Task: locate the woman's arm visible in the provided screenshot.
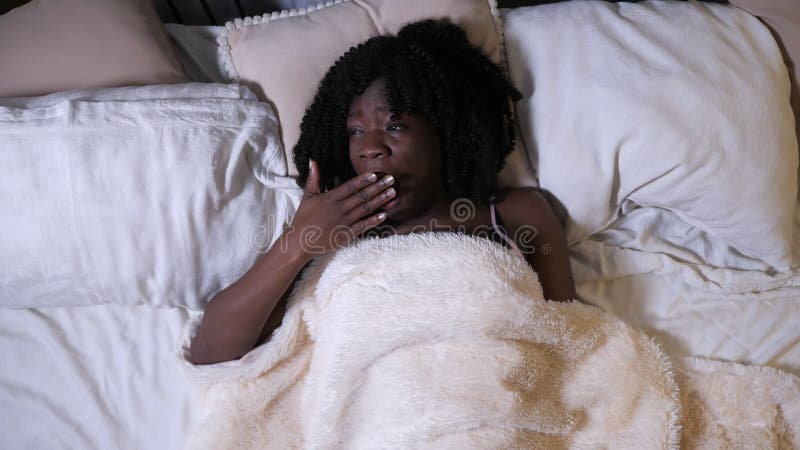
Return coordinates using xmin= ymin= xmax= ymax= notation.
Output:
xmin=498 ymin=188 xmax=577 ymax=302
xmin=188 ymin=239 xmax=311 ymax=365
xmin=188 ymin=161 xmax=396 ymax=365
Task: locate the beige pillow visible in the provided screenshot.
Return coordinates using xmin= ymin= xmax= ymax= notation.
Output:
xmin=0 ymin=0 xmax=187 ymax=98
xmin=729 ymin=0 xmax=800 ymax=146
xmin=218 ymin=0 xmax=505 ymax=176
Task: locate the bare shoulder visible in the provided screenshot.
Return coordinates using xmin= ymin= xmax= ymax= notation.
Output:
xmin=494 ymin=187 xmax=560 ymax=231
xmin=494 ymin=187 xmax=576 ymax=302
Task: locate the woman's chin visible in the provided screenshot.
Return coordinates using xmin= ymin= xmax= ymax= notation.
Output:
xmin=383 ymin=197 xmax=400 ymax=211
xmin=381 ymin=197 xmax=410 ymax=222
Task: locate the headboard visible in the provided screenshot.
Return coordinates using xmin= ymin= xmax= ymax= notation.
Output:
xmin=152 ymin=0 xmax=729 ymax=25
xmin=0 ymin=1 xmax=732 ymax=24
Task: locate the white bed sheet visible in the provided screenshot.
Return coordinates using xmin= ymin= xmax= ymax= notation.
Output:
xmin=0 ymin=305 xmax=201 ymax=450
xmin=572 ymin=198 xmax=800 ymax=376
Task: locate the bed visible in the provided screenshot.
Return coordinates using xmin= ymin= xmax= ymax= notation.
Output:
xmin=0 ymin=0 xmax=798 ymax=448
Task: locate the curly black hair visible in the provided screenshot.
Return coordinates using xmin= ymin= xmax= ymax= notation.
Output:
xmin=293 ymin=19 xmax=522 ymax=206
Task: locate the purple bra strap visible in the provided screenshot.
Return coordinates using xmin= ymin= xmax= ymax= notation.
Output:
xmin=489 ymin=202 xmax=526 ymax=260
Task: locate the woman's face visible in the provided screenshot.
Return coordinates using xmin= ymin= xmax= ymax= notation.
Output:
xmin=346 ymin=79 xmax=448 ymax=221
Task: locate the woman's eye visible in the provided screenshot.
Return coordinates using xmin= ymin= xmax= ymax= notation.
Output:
xmin=348 ymin=128 xmax=363 ymax=136
xmin=387 ymin=123 xmax=406 ymax=132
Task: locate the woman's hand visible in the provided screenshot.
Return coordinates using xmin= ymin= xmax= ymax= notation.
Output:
xmin=286 ymin=159 xmax=396 ymax=257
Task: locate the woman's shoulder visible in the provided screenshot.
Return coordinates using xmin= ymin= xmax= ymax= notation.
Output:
xmin=493 ymin=186 xmax=549 ymax=212
xmin=493 ymin=186 xmax=567 ymax=231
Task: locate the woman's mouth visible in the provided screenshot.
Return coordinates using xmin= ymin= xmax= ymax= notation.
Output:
xmin=373 ymin=171 xmax=402 ymax=211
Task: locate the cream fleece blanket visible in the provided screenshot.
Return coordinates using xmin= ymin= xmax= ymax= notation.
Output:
xmin=181 ymin=233 xmax=800 ymax=449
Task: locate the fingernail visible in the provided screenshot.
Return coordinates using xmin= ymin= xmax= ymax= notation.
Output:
xmin=308 ymin=159 xmax=313 ymax=169
xmin=367 ymin=173 xmax=378 ymax=182
xmin=376 ymin=212 xmax=387 ymax=221
xmin=385 ymin=188 xmax=396 ymax=198
xmin=383 ymin=175 xmax=395 ymax=186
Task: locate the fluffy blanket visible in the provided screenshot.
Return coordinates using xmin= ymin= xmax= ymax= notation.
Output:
xmin=181 ymin=233 xmax=800 ymax=449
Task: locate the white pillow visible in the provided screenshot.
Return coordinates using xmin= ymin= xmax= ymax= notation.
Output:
xmin=0 ymin=84 xmax=301 ymax=309
xmin=504 ymin=1 xmax=798 ymax=271
xmin=0 ymin=82 xmax=253 ymax=107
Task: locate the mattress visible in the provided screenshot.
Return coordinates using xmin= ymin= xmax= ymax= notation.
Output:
xmin=1 ymin=21 xmax=799 ymax=450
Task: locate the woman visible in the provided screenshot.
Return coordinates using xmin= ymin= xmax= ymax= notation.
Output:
xmin=189 ymin=19 xmax=576 ymax=365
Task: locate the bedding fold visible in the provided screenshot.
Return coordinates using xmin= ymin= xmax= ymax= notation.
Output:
xmin=569 ymin=200 xmax=800 ymax=376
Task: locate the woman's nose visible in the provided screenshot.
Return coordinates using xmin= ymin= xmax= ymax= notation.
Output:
xmin=359 ymin=132 xmax=391 ymax=159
